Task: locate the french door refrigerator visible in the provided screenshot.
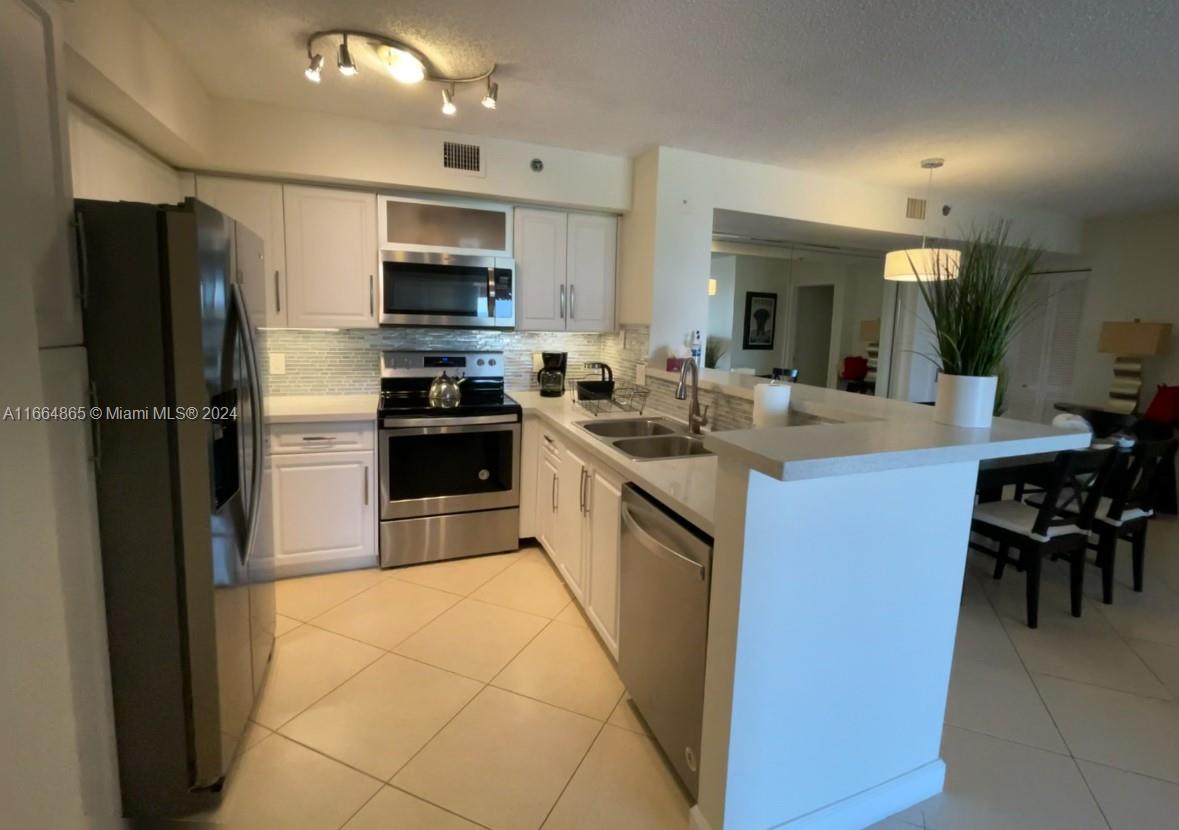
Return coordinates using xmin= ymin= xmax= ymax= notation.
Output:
xmin=75 ymin=197 xmax=275 ymax=817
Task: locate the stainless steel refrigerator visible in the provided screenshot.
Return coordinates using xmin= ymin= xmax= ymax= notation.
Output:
xmin=75 ymin=197 xmax=275 ymax=817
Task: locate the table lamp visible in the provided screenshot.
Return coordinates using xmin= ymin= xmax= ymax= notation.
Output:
xmin=1098 ymin=320 xmax=1172 ymax=413
xmin=860 ymin=318 xmax=881 ymax=383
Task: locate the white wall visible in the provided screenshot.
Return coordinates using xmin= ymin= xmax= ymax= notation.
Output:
xmin=839 ymin=258 xmax=886 ymax=359
xmin=618 ymin=147 xmax=658 ymax=324
xmin=68 ymin=103 xmax=184 ymax=203
xmin=1069 ymin=209 xmax=1179 ymax=405
xmin=728 ymin=255 xmax=792 ymax=374
xmin=62 ymin=0 xmax=213 ymax=163
xmin=706 ymin=254 xmax=736 ymax=368
xmin=633 ymin=146 xmax=1083 ymax=360
xmin=205 ymin=98 xmax=631 ymax=212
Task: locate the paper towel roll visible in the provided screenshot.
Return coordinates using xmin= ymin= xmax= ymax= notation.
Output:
xmin=753 ymin=382 xmax=791 ymax=428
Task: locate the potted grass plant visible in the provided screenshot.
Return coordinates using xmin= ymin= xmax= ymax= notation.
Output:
xmin=912 ymin=221 xmax=1042 ymax=428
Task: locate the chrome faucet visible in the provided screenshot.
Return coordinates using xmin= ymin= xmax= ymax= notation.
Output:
xmin=676 ymin=357 xmax=709 ymax=435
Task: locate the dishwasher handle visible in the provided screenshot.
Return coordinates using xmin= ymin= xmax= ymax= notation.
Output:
xmin=621 ymin=504 xmax=707 ymax=580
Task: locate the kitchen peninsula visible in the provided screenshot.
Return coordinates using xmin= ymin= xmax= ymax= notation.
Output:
xmin=687 ymin=375 xmax=1090 ymax=830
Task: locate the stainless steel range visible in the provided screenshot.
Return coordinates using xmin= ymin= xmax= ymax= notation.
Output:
xmin=377 ymin=351 xmax=522 ymax=568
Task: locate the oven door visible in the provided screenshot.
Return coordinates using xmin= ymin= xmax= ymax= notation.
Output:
xmin=380 ymin=415 xmax=520 ymax=520
xmin=380 ymin=251 xmax=514 ymax=328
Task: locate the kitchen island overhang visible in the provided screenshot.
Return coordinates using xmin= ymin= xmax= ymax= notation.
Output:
xmin=692 ymin=395 xmax=1089 ymax=830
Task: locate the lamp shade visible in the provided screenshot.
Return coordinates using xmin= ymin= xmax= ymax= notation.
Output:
xmin=1098 ymin=321 xmax=1172 ymax=356
xmin=859 ymin=318 xmax=881 ymax=342
xmin=883 ymin=248 xmax=960 ymax=281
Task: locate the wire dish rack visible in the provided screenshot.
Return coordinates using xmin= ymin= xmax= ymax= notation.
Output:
xmin=566 ymin=374 xmax=651 ymax=416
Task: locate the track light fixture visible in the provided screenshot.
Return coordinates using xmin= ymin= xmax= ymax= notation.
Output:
xmin=303 ymin=29 xmax=499 ymax=114
xmin=336 ymin=34 xmax=358 ymax=76
xmin=481 ymin=79 xmax=498 ymax=109
xmin=304 ymin=53 xmax=324 ymax=83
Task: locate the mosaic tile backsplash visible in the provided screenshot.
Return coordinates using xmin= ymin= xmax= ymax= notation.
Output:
xmin=259 ymin=323 xmax=755 ymax=430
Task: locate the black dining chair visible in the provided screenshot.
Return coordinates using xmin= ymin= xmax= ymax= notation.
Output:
xmin=1086 ymin=440 xmax=1175 ymax=603
xmin=970 ymin=448 xmax=1117 ymax=628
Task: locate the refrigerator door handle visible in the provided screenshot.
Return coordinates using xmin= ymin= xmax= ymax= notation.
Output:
xmin=73 ymin=209 xmax=91 ymax=310
xmin=232 ymin=284 xmax=265 ymax=565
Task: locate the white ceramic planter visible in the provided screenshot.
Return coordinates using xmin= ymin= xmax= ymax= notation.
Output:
xmin=934 ymin=374 xmax=997 ymax=428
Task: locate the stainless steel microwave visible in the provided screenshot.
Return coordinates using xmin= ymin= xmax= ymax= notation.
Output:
xmin=379 ymin=251 xmax=515 ymax=328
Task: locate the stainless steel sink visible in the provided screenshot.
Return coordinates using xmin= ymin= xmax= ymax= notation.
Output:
xmin=612 ymin=435 xmax=712 ymax=460
xmin=580 ymin=417 xmax=681 ymax=438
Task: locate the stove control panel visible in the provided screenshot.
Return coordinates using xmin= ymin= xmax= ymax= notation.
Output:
xmin=381 ymin=351 xmax=505 ymax=379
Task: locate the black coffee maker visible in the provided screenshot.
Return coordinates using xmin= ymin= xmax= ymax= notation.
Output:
xmin=537 ymin=352 xmax=567 ymax=397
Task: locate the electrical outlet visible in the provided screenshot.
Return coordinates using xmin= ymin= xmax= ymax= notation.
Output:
xmin=270 ymin=352 xmax=286 ymax=375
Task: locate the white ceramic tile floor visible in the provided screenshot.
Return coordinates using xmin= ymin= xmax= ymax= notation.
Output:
xmin=227 ymin=522 xmax=1179 ymax=829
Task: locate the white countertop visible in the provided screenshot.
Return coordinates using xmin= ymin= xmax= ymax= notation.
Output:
xmin=701 ymin=385 xmax=1091 ymax=481
xmin=513 ymin=391 xmax=719 ymax=534
xmin=265 ymin=394 xmax=379 ymax=424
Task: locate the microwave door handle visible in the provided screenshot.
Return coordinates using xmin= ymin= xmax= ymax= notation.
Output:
xmin=487 ymin=267 xmax=496 ymax=319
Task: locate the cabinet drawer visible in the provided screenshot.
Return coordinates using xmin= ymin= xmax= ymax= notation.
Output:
xmin=540 ymin=428 xmax=562 ymax=463
xmin=269 ymin=422 xmax=375 ymax=454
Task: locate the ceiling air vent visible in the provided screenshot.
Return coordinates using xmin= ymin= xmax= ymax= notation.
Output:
xmin=906 ymin=197 xmax=927 ymax=220
xmin=442 ymin=141 xmax=483 ymax=175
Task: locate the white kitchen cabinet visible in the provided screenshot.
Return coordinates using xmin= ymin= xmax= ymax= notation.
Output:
xmin=270 ymin=446 xmax=376 ymax=577
xmin=515 ymin=207 xmax=617 ymax=332
xmin=555 ymin=445 xmax=589 ymax=601
xmin=585 ymin=467 xmax=623 ymax=656
xmin=283 ymin=185 xmax=378 ymax=329
xmin=196 ymin=176 xmax=287 ymax=326
xmin=538 ymin=449 xmax=560 ymax=557
xmin=565 ymin=213 xmax=617 ymax=332
xmin=516 ymin=207 xmax=568 ymax=330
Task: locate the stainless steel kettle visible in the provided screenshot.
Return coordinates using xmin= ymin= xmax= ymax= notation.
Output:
xmin=428 ymin=370 xmax=465 ymax=408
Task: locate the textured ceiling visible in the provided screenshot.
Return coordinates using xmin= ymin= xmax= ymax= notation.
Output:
xmin=132 ymin=0 xmax=1179 ymax=217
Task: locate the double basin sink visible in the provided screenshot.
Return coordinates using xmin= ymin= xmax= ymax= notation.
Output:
xmin=577 ymin=417 xmax=713 ymax=461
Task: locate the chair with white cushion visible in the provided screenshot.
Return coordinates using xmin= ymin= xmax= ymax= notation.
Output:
xmin=1092 ymin=440 xmax=1176 ymax=602
xmin=971 ymin=448 xmax=1116 ymax=628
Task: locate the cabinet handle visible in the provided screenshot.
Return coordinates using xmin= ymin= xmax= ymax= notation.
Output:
xmin=552 ymin=472 xmax=558 ymax=511
xmin=569 ymin=284 xmax=576 ymax=319
xmin=364 ymin=466 xmax=369 ymax=505
xmin=559 ymin=284 xmax=566 ymax=319
xmin=275 ymin=270 xmax=281 ymax=312
xmin=73 ymin=210 xmax=91 ymax=311
xmin=579 ymin=467 xmax=587 ymax=514
xmin=369 ymin=275 xmax=375 ymax=316
xmin=301 ymin=436 xmax=333 ymax=442
xmin=88 ymin=380 xmax=102 ymax=472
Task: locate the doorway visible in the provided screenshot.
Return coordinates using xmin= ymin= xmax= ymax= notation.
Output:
xmin=791 ymin=285 xmax=835 ymax=386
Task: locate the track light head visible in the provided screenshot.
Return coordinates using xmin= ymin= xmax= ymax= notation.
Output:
xmin=384 ymin=47 xmax=425 ymax=84
xmin=337 ymin=35 xmax=358 ymax=76
xmin=441 ymin=86 xmax=456 ymax=116
xmin=304 ymin=53 xmax=324 ymax=83
xmin=481 ymin=79 xmax=498 ymax=110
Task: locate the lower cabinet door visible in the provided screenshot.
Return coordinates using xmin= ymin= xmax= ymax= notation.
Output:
xmin=555 ymin=447 xmax=588 ymax=601
xmin=271 ymin=449 xmax=376 ymax=576
xmin=538 ymin=453 xmax=559 ymax=556
xmin=586 ymin=468 xmax=622 ymax=658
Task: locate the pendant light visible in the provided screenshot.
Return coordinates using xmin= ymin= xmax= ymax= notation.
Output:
xmin=883 ymin=159 xmax=959 ymax=281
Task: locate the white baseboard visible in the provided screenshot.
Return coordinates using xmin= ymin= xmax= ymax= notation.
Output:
xmin=687 ymin=760 xmax=943 ymax=830
xmin=774 ymin=759 xmax=944 ymax=830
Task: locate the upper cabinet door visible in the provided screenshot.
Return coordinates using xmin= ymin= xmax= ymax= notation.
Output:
xmin=283 ymin=185 xmax=377 ymax=329
xmin=5 ymin=0 xmax=80 ymax=347
xmin=565 ymin=213 xmax=617 ymax=333
xmin=196 ymin=177 xmax=286 ymax=326
xmin=515 ymin=207 xmax=568 ymax=331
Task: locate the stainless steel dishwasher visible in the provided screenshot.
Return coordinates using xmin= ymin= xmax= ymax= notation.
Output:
xmin=619 ymin=484 xmax=714 ymax=800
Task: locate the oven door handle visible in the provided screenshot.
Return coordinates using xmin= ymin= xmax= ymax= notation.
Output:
xmin=382 ymin=414 xmax=519 ymax=428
